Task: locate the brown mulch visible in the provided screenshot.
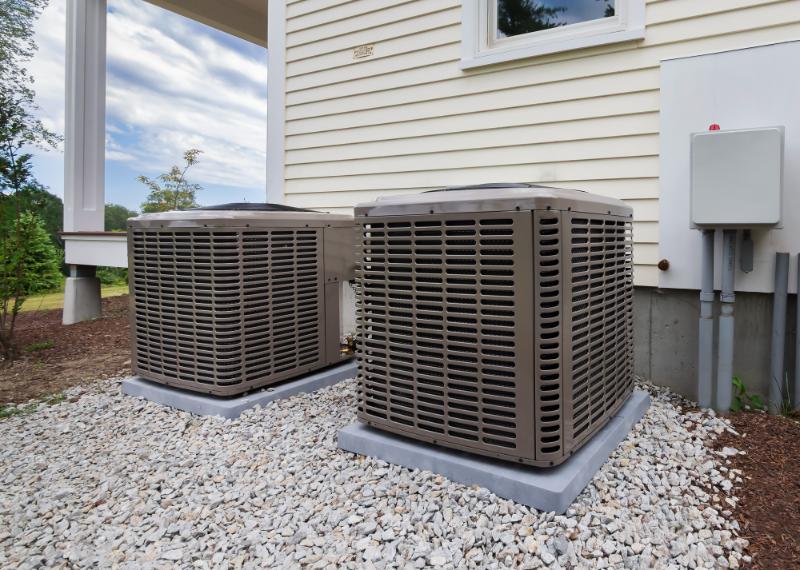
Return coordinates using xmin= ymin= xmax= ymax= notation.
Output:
xmin=715 ymin=411 xmax=800 ymax=569
xmin=0 ymin=295 xmax=132 ymax=404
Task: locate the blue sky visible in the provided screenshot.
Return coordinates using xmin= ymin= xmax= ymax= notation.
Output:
xmin=28 ymin=0 xmax=268 ymax=213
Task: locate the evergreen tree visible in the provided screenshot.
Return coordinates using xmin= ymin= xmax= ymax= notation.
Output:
xmin=0 ymin=211 xmax=61 ymax=359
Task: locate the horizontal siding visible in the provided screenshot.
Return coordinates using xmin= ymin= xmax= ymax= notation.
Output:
xmin=282 ymin=0 xmax=800 ymax=286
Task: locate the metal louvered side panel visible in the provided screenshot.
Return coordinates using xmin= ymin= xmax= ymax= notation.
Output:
xmin=567 ymin=214 xmax=634 ymax=446
xmin=356 ymin=212 xmax=536 ymax=464
xmin=130 ymin=227 xmax=324 ymax=395
xmin=266 ymin=230 xmax=324 ymax=375
xmin=533 ymin=211 xmax=566 ymax=465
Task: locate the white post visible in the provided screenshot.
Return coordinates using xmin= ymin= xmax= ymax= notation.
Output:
xmin=64 ymin=0 xmax=106 ymax=232
xmin=266 ymin=0 xmax=285 ymax=204
xmin=63 ymin=0 xmax=106 ymax=324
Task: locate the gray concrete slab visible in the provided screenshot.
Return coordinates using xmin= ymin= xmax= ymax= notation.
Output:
xmin=122 ymin=361 xmax=356 ymax=419
xmin=338 ymin=389 xmax=650 ymax=514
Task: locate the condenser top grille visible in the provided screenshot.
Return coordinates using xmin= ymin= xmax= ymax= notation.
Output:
xmin=357 ymin=184 xmax=631 ymax=219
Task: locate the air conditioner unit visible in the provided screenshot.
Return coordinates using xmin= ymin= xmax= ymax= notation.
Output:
xmin=128 ymin=203 xmax=355 ymax=396
xmin=354 ymin=184 xmax=634 ymax=467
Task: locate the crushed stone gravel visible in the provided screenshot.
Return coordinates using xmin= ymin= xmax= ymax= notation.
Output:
xmin=0 ymin=378 xmax=749 ymax=569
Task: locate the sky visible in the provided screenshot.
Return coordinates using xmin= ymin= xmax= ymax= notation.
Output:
xmin=27 ymin=0 xmax=268 ymax=214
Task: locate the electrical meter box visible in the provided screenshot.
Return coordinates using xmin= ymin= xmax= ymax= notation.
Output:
xmin=690 ymin=126 xmax=783 ymax=227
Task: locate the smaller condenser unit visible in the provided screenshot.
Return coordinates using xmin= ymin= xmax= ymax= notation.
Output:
xmin=355 ymin=184 xmax=634 ymax=467
xmin=128 ymin=203 xmax=355 ymax=396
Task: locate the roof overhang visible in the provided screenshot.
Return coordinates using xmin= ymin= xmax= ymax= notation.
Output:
xmin=143 ymin=0 xmax=267 ymax=47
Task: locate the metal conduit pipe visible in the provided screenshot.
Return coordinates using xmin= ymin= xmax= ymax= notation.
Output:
xmin=795 ymin=254 xmax=800 ymax=411
xmin=697 ymin=229 xmax=715 ymax=408
xmin=715 ymin=230 xmax=737 ymax=412
xmin=769 ymin=252 xmax=789 ymax=414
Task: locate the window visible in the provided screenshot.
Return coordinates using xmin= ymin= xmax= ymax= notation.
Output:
xmin=461 ymin=0 xmax=645 ymax=68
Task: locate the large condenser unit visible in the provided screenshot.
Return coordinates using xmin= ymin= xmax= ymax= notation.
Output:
xmin=128 ymin=203 xmax=355 ymax=396
xmin=354 ymin=184 xmax=634 ymax=467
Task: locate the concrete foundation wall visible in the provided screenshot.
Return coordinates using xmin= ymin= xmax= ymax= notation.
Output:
xmin=634 ymin=287 xmax=798 ymax=402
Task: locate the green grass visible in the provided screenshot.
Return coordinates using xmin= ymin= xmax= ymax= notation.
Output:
xmin=25 ymin=340 xmax=54 ymax=352
xmin=0 ymin=393 xmax=66 ymax=420
xmin=20 ymin=283 xmax=129 ymax=313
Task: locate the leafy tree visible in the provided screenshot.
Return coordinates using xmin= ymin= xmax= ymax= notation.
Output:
xmin=96 ymin=266 xmax=128 ymax=286
xmin=138 ymin=149 xmax=203 ymax=213
xmin=0 ymin=211 xmax=61 ymax=359
xmin=105 ymin=203 xmax=138 ymax=231
xmin=100 ymin=204 xmax=137 ymax=285
xmin=497 ymin=0 xmax=566 ymax=37
xmin=0 ymin=0 xmax=61 ymax=360
xmin=0 ymin=184 xmax=63 ymax=247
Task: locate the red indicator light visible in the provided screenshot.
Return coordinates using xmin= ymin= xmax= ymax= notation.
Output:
xmin=709 ymin=123 xmax=721 ymax=131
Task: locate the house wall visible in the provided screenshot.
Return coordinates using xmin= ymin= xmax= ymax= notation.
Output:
xmin=634 ymin=288 xmax=798 ymax=402
xmin=279 ymin=0 xmax=800 ymax=288
xmin=275 ymin=0 xmax=800 ymax=400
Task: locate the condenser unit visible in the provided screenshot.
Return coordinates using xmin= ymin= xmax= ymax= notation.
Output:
xmin=128 ymin=203 xmax=355 ymax=396
xmin=354 ymin=184 xmax=634 ymax=467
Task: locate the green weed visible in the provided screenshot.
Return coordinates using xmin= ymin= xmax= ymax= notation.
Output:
xmin=731 ymin=375 xmax=765 ymax=412
xmin=24 ymin=340 xmax=53 ymax=352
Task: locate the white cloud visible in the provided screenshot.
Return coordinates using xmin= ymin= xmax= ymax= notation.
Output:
xmin=27 ymin=0 xmax=268 ymax=194
xmin=28 ymin=1 xmax=67 ymax=147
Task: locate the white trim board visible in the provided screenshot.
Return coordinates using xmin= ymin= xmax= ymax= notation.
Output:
xmin=64 ymin=234 xmax=128 ymax=268
xmin=266 ymin=0 xmax=286 ymax=204
xmin=64 ymin=0 xmax=106 ymax=232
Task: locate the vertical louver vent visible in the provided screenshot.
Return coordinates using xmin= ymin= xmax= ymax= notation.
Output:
xmin=130 ymin=227 xmax=324 ymax=395
xmin=355 ymin=186 xmax=633 ymax=467
xmin=567 ymin=214 xmax=634 ymax=446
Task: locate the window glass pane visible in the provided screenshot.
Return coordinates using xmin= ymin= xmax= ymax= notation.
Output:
xmin=496 ymin=0 xmax=615 ymax=38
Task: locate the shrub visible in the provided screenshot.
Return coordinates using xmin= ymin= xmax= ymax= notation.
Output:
xmin=0 ymin=211 xmax=62 ymax=359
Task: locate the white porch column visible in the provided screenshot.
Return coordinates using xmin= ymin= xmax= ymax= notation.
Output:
xmin=266 ymin=0 xmax=285 ymax=204
xmin=63 ymin=0 xmax=106 ymax=324
xmin=64 ymin=0 xmax=106 ymax=232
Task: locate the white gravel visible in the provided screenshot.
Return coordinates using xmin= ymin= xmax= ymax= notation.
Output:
xmin=0 ymin=378 xmax=749 ymax=569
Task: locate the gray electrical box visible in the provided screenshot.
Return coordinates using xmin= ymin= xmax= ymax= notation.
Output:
xmin=690 ymin=126 xmax=783 ymax=227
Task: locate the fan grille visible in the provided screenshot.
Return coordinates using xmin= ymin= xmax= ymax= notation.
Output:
xmin=130 ymin=227 xmax=324 ymax=395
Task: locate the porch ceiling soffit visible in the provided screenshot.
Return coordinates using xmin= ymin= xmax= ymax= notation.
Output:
xmin=143 ymin=0 xmax=267 ymax=47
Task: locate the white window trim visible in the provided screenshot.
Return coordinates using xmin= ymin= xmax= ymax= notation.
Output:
xmin=461 ymin=0 xmax=645 ymax=69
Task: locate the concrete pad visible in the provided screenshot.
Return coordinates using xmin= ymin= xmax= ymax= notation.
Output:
xmin=338 ymin=389 xmax=650 ymax=514
xmin=122 ymin=361 xmax=356 ymax=419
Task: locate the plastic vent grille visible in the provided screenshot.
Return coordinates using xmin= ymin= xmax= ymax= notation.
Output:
xmin=356 ymin=212 xmax=536 ymax=462
xmin=130 ymin=227 xmax=323 ymax=394
xmin=567 ymin=214 xmax=634 ymax=446
xmin=533 ymin=211 xmax=565 ymax=463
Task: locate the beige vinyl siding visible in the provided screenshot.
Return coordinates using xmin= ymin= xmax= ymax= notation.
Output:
xmin=281 ymin=0 xmax=800 ymax=286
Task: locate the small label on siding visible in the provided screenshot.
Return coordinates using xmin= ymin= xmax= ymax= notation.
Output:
xmin=353 ymin=45 xmax=374 ymax=59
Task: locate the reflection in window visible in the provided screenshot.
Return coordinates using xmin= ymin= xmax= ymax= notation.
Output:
xmin=497 ymin=0 xmax=615 ymax=38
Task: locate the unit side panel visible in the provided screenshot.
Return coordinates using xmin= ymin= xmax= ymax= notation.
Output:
xmin=129 ymin=226 xmax=325 ymax=395
xmin=356 ymin=211 xmax=537 ymax=464
xmin=566 ymin=212 xmax=634 ymax=450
